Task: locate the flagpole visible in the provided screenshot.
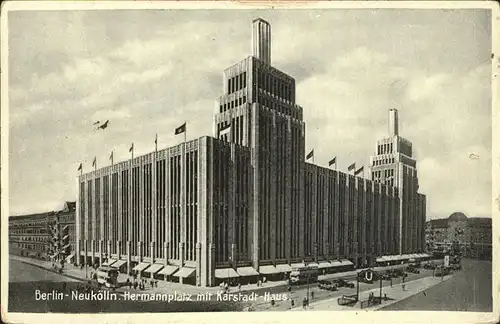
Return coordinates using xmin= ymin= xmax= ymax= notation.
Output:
xmin=184 ymin=121 xmax=187 ymax=144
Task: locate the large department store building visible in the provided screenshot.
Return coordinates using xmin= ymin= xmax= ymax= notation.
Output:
xmin=76 ymin=18 xmax=426 ymax=287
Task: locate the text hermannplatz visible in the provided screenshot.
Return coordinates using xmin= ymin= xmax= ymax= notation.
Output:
xmin=76 ymin=18 xmax=426 ymax=287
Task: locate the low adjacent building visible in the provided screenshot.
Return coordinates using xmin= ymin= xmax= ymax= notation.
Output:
xmin=9 ymin=201 xmax=76 ymax=262
xmin=425 ymin=212 xmax=492 ymax=260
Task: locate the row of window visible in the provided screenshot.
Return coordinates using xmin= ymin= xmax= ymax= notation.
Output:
xmin=373 ymin=157 xmax=395 ymax=166
xmin=10 ymin=228 xmax=47 ymax=235
xmin=227 ymin=72 xmax=247 ymax=95
xmin=372 ymin=170 xmax=395 ymax=187
xmin=16 ymin=243 xmax=46 ymax=250
xmin=377 ymin=142 xmax=393 ymax=155
xmin=219 ymin=96 xmax=247 ymax=113
xmin=258 ymin=95 xmax=301 ymax=120
xmin=256 ymin=68 xmax=293 ymax=103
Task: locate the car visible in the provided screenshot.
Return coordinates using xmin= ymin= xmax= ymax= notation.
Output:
xmin=318 ymin=280 xmax=338 ymax=291
xmin=407 ymin=266 xmax=420 ymax=274
xmin=391 ymin=269 xmax=405 ymax=277
xmin=423 ymin=262 xmax=437 ymax=270
xmin=434 ymin=266 xmax=451 ymax=277
xmin=333 ymin=279 xmax=355 ymax=288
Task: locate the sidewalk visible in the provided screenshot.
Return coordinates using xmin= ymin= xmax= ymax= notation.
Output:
xmin=289 ymin=274 xmax=453 ymax=311
xmin=10 ymin=254 xmax=444 ymax=298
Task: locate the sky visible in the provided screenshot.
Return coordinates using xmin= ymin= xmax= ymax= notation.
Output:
xmin=7 ymin=8 xmax=492 ymax=219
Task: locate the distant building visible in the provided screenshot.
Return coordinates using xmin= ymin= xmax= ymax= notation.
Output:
xmin=47 ymin=202 xmax=77 ymax=264
xmin=9 ymin=212 xmax=50 ymax=259
xmin=9 ymin=202 xmax=76 ymax=262
xmin=425 ymin=212 xmax=491 ymax=260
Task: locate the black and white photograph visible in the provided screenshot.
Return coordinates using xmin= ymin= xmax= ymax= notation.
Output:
xmin=1 ymin=1 xmax=498 ymax=323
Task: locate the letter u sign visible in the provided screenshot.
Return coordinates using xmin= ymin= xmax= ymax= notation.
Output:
xmin=365 ymin=271 xmax=373 ymax=282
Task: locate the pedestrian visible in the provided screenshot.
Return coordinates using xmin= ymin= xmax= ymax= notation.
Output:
xmin=238 ymin=283 xmax=241 ymax=291
xmin=155 ymin=280 xmax=158 ymax=288
xmin=303 ymin=297 xmax=307 ymax=309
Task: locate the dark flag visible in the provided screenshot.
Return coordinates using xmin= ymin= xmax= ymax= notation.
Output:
xmin=306 ymin=149 xmax=314 ymax=160
xmin=77 ymin=163 xmax=82 ymax=171
xmin=348 ymin=163 xmax=356 ymax=172
xmin=155 ymin=133 xmax=158 ymax=145
xmin=109 ymin=151 xmax=114 ymax=164
xmin=328 ymin=157 xmax=336 ymax=167
xmin=129 ymin=143 xmax=134 ymax=153
xmin=355 ymin=166 xmax=364 ymax=176
xmin=92 ymin=157 xmax=96 ymax=168
xmin=98 ymin=120 xmax=109 ymax=130
xmin=219 ymin=124 xmax=231 ymax=137
xmin=175 ymin=122 xmax=186 ymax=135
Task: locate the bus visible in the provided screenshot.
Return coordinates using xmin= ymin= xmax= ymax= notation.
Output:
xmin=96 ymin=265 xmax=119 ymax=288
xmin=290 ymin=265 xmax=319 ymax=285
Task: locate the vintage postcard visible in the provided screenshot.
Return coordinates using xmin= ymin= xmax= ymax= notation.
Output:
xmin=1 ymin=1 xmax=498 ymax=324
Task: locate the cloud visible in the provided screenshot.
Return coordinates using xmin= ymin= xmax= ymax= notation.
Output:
xmin=7 ymin=9 xmax=492 ymax=219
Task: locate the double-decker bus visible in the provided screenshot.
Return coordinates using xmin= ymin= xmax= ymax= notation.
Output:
xmin=96 ymin=265 xmax=119 ymax=288
xmin=290 ymin=265 xmax=319 ymax=285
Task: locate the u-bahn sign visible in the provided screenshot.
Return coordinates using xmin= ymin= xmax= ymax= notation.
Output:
xmin=357 ymin=269 xmax=380 ymax=283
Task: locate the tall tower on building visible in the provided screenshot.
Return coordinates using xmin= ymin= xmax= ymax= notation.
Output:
xmin=213 ymin=18 xmax=306 ymax=268
xmin=370 ymin=109 xmax=425 ymax=254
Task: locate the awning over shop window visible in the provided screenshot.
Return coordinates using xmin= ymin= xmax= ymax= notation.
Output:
xmin=110 ymin=260 xmax=126 ymax=268
xmin=329 ymin=260 xmax=343 ymax=267
xmin=174 ymin=267 xmax=196 ymax=278
xmin=103 ymin=259 xmax=117 ymax=266
xmin=340 ymin=259 xmax=354 ymax=266
xmin=215 ymin=268 xmax=239 ymax=279
xmin=258 ymin=265 xmax=279 ymax=275
xmin=291 ymin=263 xmax=306 ymax=269
xmin=144 ymin=263 xmax=164 ymax=274
xmin=158 ymin=265 xmax=178 ymax=276
xmin=133 ymin=262 xmax=151 ymax=272
xmin=65 ymin=253 xmax=75 ymax=262
xmin=307 ymin=262 xmax=319 ymax=267
xmin=237 ymin=266 xmax=260 ymax=277
xmin=276 ymin=264 xmax=293 ymax=272
xmin=318 ymin=261 xmax=333 ymax=269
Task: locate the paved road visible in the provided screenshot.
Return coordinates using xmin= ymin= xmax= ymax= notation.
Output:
xmin=8 ymin=259 xmax=244 ymax=313
xmin=380 ymin=259 xmax=492 ymax=312
xmin=8 ymin=257 xmax=447 ymax=313
xmin=9 ymin=258 xmax=78 ymax=283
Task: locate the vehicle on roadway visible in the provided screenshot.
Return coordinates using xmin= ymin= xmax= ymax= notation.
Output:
xmin=434 ymin=266 xmax=451 ymax=277
xmin=407 ymin=265 xmax=420 ymax=274
xmin=290 ymin=265 xmax=319 ymax=285
xmin=333 ymin=278 xmax=355 ymax=288
xmin=96 ymin=265 xmax=119 ymax=288
xmin=423 ymin=262 xmax=437 ymax=270
xmin=318 ymin=279 xmax=338 ymax=291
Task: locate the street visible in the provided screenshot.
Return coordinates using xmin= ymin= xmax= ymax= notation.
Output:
xmin=8 ymin=258 xmax=244 ymax=313
xmin=9 ymin=256 xmax=489 ymax=313
xmin=380 ymin=259 xmax=492 ymax=312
